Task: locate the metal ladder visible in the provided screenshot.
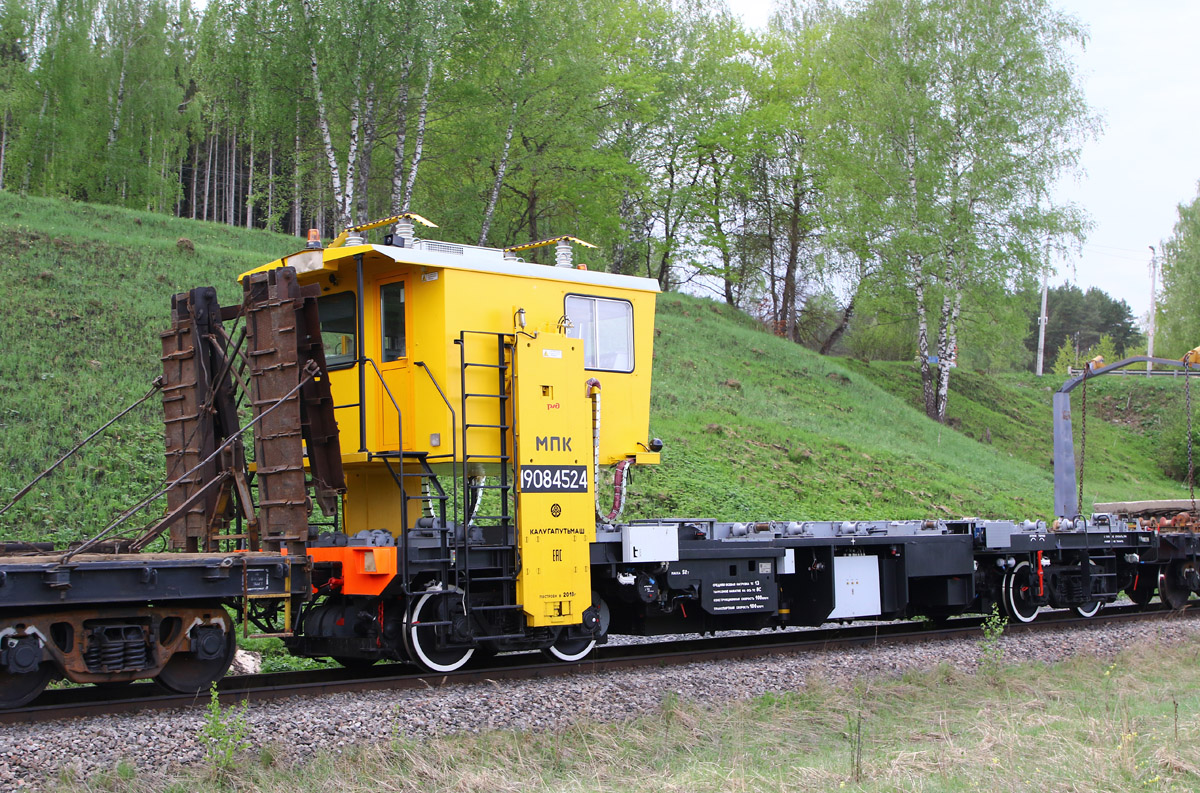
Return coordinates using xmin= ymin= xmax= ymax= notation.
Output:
xmin=456 ymin=331 xmax=525 ymax=640
xmin=361 ymin=357 xmax=455 ymax=596
xmin=1080 ymin=531 xmax=1120 ymax=601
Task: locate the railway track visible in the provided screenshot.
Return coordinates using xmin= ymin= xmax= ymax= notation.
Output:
xmin=4 ymin=604 xmax=1194 ymax=725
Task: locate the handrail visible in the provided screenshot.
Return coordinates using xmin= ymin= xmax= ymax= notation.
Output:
xmin=361 ymin=357 xmax=405 ymax=452
xmin=415 ymin=361 xmax=459 ymax=529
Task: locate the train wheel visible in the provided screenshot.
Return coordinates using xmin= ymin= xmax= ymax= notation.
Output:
xmin=541 ymin=633 xmax=596 ymax=662
xmin=1002 ymin=561 xmax=1040 ymax=623
xmin=405 ymin=591 xmax=474 ymax=673
xmin=156 ymin=622 xmax=237 ymax=694
xmin=541 ymin=596 xmax=608 ymax=662
xmin=1073 ymin=600 xmax=1102 ymax=618
xmin=1126 ymin=572 xmax=1157 ymax=608
xmin=1160 ymin=562 xmax=1193 ymax=611
xmin=0 ymin=664 xmax=53 ymax=709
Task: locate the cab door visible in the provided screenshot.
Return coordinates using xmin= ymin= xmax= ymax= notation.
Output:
xmin=377 ymin=274 xmax=413 ymax=452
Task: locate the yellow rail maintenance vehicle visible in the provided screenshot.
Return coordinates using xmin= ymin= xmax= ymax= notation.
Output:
xmin=244 ymin=215 xmax=663 ymax=669
xmin=8 ymin=212 xmax=1193 ymax=710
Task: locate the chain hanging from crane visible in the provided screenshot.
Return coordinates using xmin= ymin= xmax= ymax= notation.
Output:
xmin=1077 ymin=374 xmax=1087 ymax=520
xmin=1186 ymin=352 xmax=1196 ymax=512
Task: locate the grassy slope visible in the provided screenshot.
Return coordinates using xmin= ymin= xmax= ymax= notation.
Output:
xmin=0 ymin=193 xmax=1187 ymax=546
xmin=0 ymin=193 xmax=296 ymax=543
xmin=841 ymin=360 xmax=1189 ymax=510
xmin=626 ymin=295 xmax=1186 ymax=522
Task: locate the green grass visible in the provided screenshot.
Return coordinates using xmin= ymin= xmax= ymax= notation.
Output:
xmin=0 ymin=193 xmax=1190 ymax=545
xmin=0 ymin=192 xmax=299 ymax=543
xmin=625 ymin=294 xmax=1186 ymax=522
xmin=57 ymin=638 xmax=1200 ymax=792
xmin=842 ymin=360 xmax=1193 ymax=510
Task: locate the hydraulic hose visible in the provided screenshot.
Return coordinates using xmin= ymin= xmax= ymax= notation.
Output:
xmin=585 ymin=378 xmax=633 ymax=525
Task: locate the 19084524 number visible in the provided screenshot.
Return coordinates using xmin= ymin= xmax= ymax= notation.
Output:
xmin=520 ymin=465 xmax=588 ymax=493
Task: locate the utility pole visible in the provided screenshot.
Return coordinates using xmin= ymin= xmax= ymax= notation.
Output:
xmin=1148 ymin=245 xmax=1157 ymax=374
xmin=1035 ymin=254 xmax=1050 ymax=376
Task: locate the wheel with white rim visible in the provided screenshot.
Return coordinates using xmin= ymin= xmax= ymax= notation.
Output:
xmin=541 ymin=595 xmax=609 ymax=662
xmin=1002 ymin=561 xmax=1040 ymax=623
xmin=404 ymin=591 xmax=474 ymax=673
xmin=542 ymin=634 xmax=596 ymax=662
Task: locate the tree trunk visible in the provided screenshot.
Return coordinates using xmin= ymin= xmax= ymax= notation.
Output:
xmin=401 ymin=58 xmax=434 ymax=213
xmin=202 ymin=123 xmax=215 ymax=221
xmin=780 ymin=178 xmax=802 ymax=340
xmin=390 ymin=59 xmax=411 ymax=215
xmin=245 ymin=129 xmax=255 ymax=228
xmin=935 ymin=281 xmax=962 ymax=423
xmin=302 ymin=0 xmax=349 ymax=228
xmin=189 ymin=141 xmax=198 ymax=218
xmin=293 ymin=109 xmax=302 ymax=237
xmin=356 ymin=83 xmax=376 ymax=223
xmin=478 ymin=101 xmax=518 ymax=246
xmin=344 ymin=90 xmax=361 ymax=226
xmin=267 ymin=143 xmax=275 ymax=229
xmin=527 ymin=186 xmax=539 ymax=247
xmin=914 ymin=270 xmax=936 ymax=419
xmin=819 ymin=293 xmax=857 ymax=356
xmin=22 ymin=92 xmax=47 ymax=193
xmin=106 ymin=44 xmax=129 ymax=153
xmin=1 ymin=110 xmax=9 ymax=191
xmin=228 ymin=128 xmax=237 ymax=226
xmin=762 ymin=165 xmax=778 ymax=331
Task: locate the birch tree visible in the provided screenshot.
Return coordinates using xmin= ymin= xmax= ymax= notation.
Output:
xmin=832 ymin=0 xmax=1093 ymax=421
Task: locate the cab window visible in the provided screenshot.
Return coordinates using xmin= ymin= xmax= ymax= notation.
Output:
xmin=381 ymin=281 xmax=406 ymax=362
xmin=318 ymin=291 xmax=356 ymax=368
xmin=565 ymin=295 xmax=634 ymax=372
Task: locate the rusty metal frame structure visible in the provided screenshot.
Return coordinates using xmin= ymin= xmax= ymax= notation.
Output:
xmin=156 ymin=267 xmax=345 ymax=554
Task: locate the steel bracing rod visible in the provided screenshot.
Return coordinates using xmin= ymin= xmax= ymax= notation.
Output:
xmin=0 ymin=379 xmax=164 ymax=518
xmin=60 ymin=368 xmax=317 ymax=563
xmin=128 ymin=472 xmax=232 ymax=552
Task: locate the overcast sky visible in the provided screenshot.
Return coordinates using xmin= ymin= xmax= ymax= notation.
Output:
xmin=735 ymin=0 xmax=1200 ymax=322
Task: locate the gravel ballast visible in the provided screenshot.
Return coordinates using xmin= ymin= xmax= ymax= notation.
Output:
xmin=3 ymin=617 xmax=1197 ymax=789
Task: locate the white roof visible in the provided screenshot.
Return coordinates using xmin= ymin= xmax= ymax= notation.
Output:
xmin=363 ymin=241 xmax=661 ymax=294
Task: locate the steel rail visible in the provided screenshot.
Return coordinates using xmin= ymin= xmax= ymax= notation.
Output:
xmin=3 ymin=604 xmax=1195 ymax=725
